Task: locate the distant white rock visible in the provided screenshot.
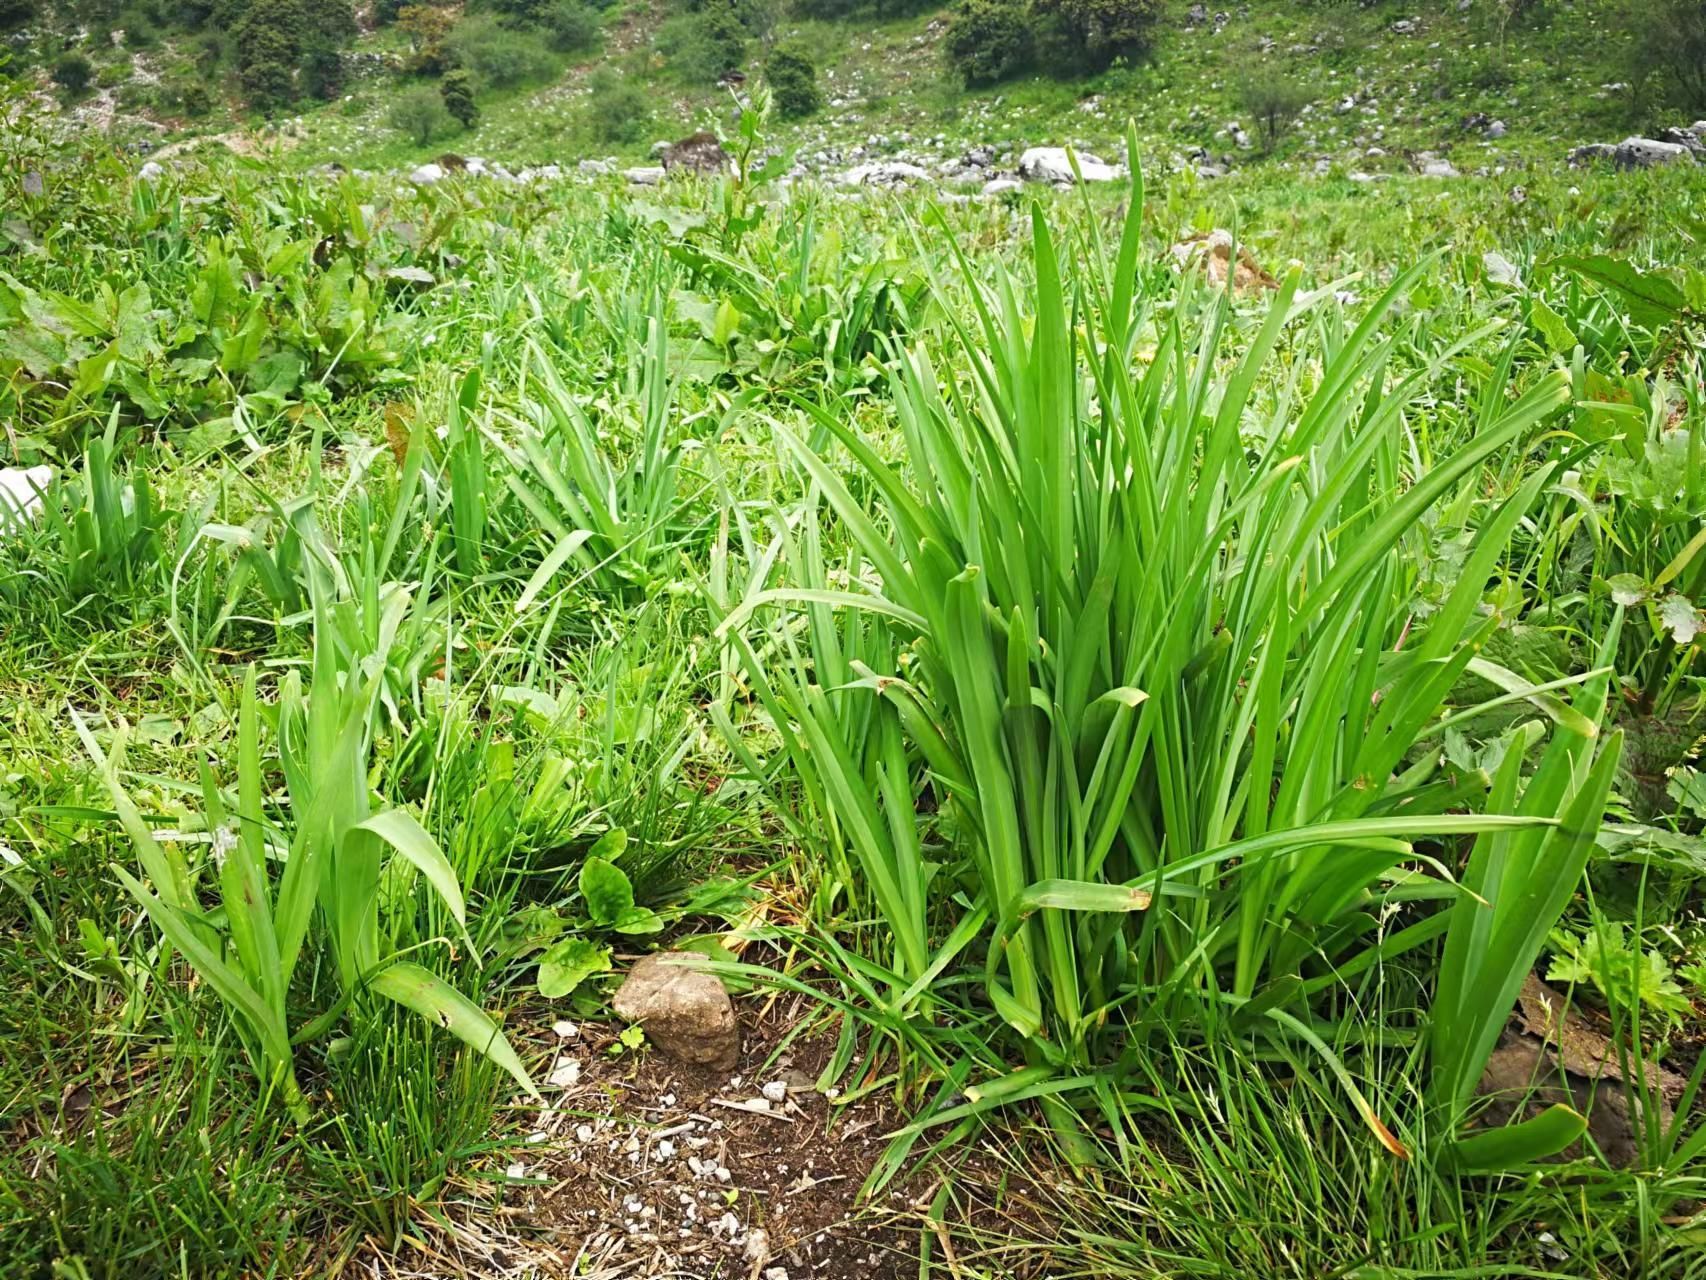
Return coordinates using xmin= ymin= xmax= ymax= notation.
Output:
xmin=138 ymin=160 xmax=163 ymax=181
xmin=409 ymin=163 xmax=444 ymax=185
xmin=1420 ymin=158 xmax=1459 ymax=177
xmin=981 ymin=177 xmax=1022 ymax=196
xmin=0 ymin=466 xmax=53 ymax=540
xmin=839 ymin=161 xmax=931 ymax=186
xmin=623 ymin=166 xmax=665 ymax=186
xmin=1018 ymin=146 xmax=1120 ymax=184
xmin=463 ymin=156 xmax=487 ymax=175
xmin=578 ymin=158 xmax=614 ymax=176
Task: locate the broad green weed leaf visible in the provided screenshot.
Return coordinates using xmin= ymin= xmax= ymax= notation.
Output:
xmin=537 ymin=937 xmax=612 ymax=998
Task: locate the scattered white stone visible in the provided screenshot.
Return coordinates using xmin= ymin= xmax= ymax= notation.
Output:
xmin=0 ymin=467 xmax=53 ymax=539
xmin=506 ymin=1161 xmax=528 ymax=1180
xmin=744 ymin=1227 xmax=771 ymax=1263
xmin=138 ymin=160 xmax=164 ymax=181
xmin=1482 ymin=249 xmax=1522 ymax=287
xmin=408 ymin=163 xmax=444 ymax=185
xmin=548 ymin=1058 xmax=582 ymax=1089
xmin=655 ymin=1139 xmax=676 ymax=1159
xmin=575 ymin=1123 xmax=596 ymax=1143
xmin=761 ymin=1080 xmax=788 ymax=1103
xmin=552 ymin=1019 xmax=579 ymax=1040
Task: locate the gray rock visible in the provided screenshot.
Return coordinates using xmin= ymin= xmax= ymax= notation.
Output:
xmin=1420 ymin=157 xmax=1459 ymax=178
xmin=1018 ymin=146 xmax=1120 ymax=184
xmin=1567 ymin=142 xmax=1617 ymax=167
xmin=1614 ymin=137 xmax=1696 ymax=169
xmin=1185 ymin=2 xmax=1207 ymax=26
xmin=623 ymin=166 xmax=666 ymax=186
xmin=839 ymin=160 xmax=930 ymax=186
xmin=1486 ymin=120 xmax=1507 ymax=139
xmin=1391 ymin=18 xmax=1417 ymax=34
xmin=139 ymin=160 xmax=164 ymax=182
xmin=408 ymin=163 xmax=443 ymax=185
xmin=612 ymin=952 xmax=739 ymax=1071
xmin=981 ymin=177 xmax=1022 ymax=196
xmin=1656 ymin=123 xmax=1706 ymax=154
xmin=578 ymin=158 xmax=614 ymax=176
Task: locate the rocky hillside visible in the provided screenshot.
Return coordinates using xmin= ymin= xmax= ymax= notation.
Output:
xmin=8 ymin=0 xmax=1700 ymax=186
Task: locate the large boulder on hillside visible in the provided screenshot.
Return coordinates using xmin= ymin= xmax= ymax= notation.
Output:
xmin=1615 ymin=136 xmax=1696 ymax=169
xmin=1018 ymin=146 xmax=1120 ymax=184
xmin=661 ymin=130 xmax=730 ymax=176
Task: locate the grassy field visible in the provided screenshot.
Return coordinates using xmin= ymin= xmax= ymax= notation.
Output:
xmin=4 ymin=58 xmax=1706 ymax=1280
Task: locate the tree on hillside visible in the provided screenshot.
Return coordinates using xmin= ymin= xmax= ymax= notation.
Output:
xmin=397 ymin=2 xmax=456 ymax=74
xmin=1629 ymin=0 xmax=1706 ymax=114
xmin=1033 ymin=0 xmax=1163 ymax=72
xmin=440 ymin=66 xmax=479 ymax=127
xmin=764 ymin=42 xmax=821 ymax=118
xmin=944 ymin=0 xmax=1031 ymax=86
xmin=0 ymin=0 xmax=38 ymax=34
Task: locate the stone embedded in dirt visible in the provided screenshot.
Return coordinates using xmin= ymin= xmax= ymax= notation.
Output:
xmin=1474 ymin=974 xmax=1684 ymax=1167
xmin=1169 ymin=230 xmax=1280 ymax=293
xmin=612 ymin=951 xmax=740 ymax=1071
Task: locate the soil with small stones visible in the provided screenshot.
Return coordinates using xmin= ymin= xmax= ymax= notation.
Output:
xmin=449 ymin=984 xmax=1010 ymax=1279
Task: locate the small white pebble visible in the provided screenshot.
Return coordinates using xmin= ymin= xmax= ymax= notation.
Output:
xmin=506 ymin=1161 xmax=528 ymax=1180
xmin=548 ymin=1058 xmax=582 ymax=1088
xmin=656 ymin=1139 xmax=676 ymax=1159
xmin=552 ymin=1019 xmax=579 ymax=1039
xmin=576 ymin=1123 xmax=595 ymax=1143
xmin=526 ymin=1131 xmax=547 ymax=1144
xmin=765 ymin=1269 xmax=790 ymax=1280
xmin=744 ymin=1227 xmax=771 ymax=1262
xmin=761 ymin=1080 xmax=788 ymax=1103
xmin=659 ymin=1091 xmax=676 ymax=1106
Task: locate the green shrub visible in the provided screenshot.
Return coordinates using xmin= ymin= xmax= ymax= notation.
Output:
xmin=300 ymin=40 xmax=343 ymax=99
xmin=52 ymin=52 xmax=95 ymax=98
xmin=541 ymin=0 xmax=600 ymax=54
xmin=390 ymin=84 xmax=454 ymax=144
xmin=443 ymin=14 xmax=559 ymax=89
xmin=582 ymin=65 xmax=650 ymax=143
xmin=1628 ymin=0 xmax=1706 ymax=114
xmin=1033 ymin=0 xmax=1163 ymax=73
xmin=440 ymin=67 xmax=479 ymax=129
xmin=764 ymin=42 xmax=820 ymax=118
xmin=176 ymin=80 xmax=214 ymax=116
xmin=655 ymin=2 xmax=747 ymax=82
xmin=1238 ymin=66 xmax=1311 ymax=149
xmin=0 ymin=0 xmax=37 ymax=35
xmin=944 ymin=0 xmax=1030 ymax=87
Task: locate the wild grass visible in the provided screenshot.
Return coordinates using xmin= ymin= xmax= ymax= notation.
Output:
xmin=2 ymin=87 xmax=1705 ymax=1278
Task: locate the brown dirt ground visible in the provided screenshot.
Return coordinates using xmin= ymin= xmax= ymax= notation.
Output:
xmin=347 ymin=979 xmax=1052 ymax=1279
